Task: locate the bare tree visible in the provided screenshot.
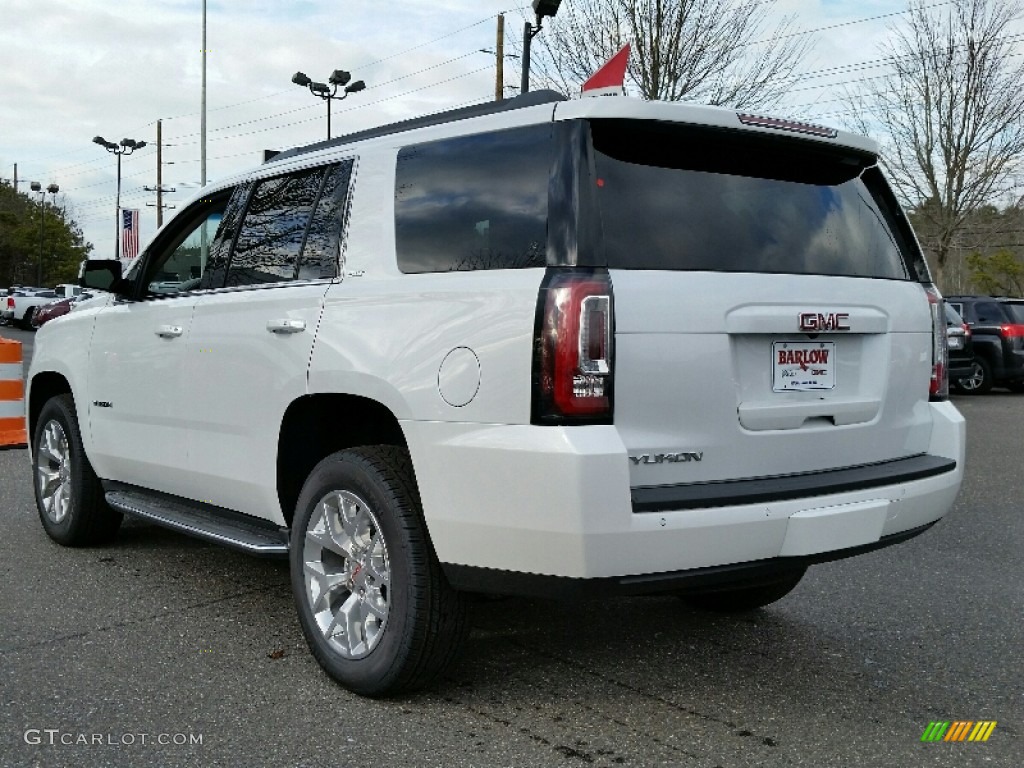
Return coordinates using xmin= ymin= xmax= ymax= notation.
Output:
xmin=848 ymin=0 xmax=1024 ymax=289
xmin=523 ymin=0 xmax=812 ymax=108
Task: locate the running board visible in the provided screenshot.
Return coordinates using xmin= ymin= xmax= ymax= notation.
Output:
xmin=105 ymin=488 xmax=289 ymax=557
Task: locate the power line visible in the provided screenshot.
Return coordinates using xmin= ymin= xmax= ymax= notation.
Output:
xmin=743 ymin=0 xmax=955 ymax=48
xmin=164 ymin=64 xmax=495 ymax=148
xmin=164 ymin=50 xmax=484 ymax=144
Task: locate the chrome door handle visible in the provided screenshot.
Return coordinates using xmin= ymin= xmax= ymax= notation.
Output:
xmin=155 ymin=325 xmax=183 ymax=338
xmin=266 ymin=319 xmax=306 ymax=334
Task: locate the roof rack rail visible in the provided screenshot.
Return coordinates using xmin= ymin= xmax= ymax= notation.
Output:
xmin=268 ymin=89 xmax=568 ymax=163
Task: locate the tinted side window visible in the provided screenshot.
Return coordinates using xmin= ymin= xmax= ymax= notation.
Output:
xmin=298 ymin=161 xmax=354 ymax=281
xmin=200 ymin=183 xmax=251 ymax=290
xmin=395 ymin=125 xmax=553 ymax=273
xmin=225 ymin=167 xmax=326 ymax=288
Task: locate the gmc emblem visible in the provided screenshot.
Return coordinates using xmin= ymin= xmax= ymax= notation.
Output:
xmin=799 ymin=312 xmax=850 ymax=332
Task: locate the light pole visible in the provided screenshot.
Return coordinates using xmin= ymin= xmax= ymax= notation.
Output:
xmin=27 ymin=182 xmax=58 ymax=285
xmin=29 ymin=182 xmax=44 ymax=286
xmin=291 ymin=69 xmax=366 ymax=140
xmin=521 ymin=0 xmax=562 ymax=95
xmin=93 ymin=136 xmax=147 ymax=261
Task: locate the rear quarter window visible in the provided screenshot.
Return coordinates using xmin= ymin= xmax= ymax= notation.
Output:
xmin=394 ymin=124 xmax=554 ymax=273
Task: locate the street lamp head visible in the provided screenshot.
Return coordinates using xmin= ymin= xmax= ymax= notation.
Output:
xmin=30 ymin=181 xmax=42 ymax=192
xmin=329 ymin=69 xmax=351 ymax=86
xmin=344 ymin=80 xmax=365 ymax=94
xmin=93 ymin=135 xmax=106 ymax=145
xmin=292 ymin=71 xmax=312 ymax=87
xmin=134 ymin=140 xmax=147 ymax=150
xmin=47 ymin=183 xmax=59 ymax=194
xmin=120 ymin=138 xmax=137 ymax=148
xmin=532 ymin=0 xmax=562 ymax=17
xmin=310 ymin=81 xmax=330 ymax=95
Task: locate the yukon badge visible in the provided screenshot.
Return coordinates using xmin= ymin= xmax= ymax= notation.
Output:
xmin=630 ymin=452 xmax=703 ymax=465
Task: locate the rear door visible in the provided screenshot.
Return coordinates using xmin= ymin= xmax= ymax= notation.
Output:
xmin=582 ymin=119 xmax=935 ymax=489
xmin=184 ymin=160 xmax=355 ymax=522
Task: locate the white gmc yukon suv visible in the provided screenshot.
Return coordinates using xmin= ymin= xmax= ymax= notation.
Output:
xmin=27 ymin=91 xmax=965 ymax=696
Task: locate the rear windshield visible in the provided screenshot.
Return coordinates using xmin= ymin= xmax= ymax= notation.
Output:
xmin=588 ymin=120 xmax=914 ymax=279
xmin=1005 ymin=302 xmax=1024 ymax=323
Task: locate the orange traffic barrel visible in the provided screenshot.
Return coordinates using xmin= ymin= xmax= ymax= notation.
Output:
xmin=0 ymin=338 xmax=27 ymax=448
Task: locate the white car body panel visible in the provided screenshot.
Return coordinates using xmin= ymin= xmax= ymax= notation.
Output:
xmin=86 ymin=295 xmax=199 ymax=496
xmin=182 ymin=282 xmax=330 ymax=522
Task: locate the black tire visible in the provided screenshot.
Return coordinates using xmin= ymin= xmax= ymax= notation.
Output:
xmin=678 ymin=568 xmax=806 ymax=613
xmin=956 ymin=357 xmax=993 ymax=395
xmin=19 ymin=307 xmax=35 ymax=330
xmin=289 ymin=446 xmax=469 ymax=697
xmin=32 ymin=394 xmax=122 ymax=546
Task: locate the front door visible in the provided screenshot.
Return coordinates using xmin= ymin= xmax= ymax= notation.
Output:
xmin=85 ymin=192 xmax=235 ymax=497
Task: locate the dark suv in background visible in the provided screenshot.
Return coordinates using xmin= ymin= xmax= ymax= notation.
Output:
xmin=946 ymin=295 xmax=1024 ymax=394
xmin=945 ymin=303 xmax=974 ymax=389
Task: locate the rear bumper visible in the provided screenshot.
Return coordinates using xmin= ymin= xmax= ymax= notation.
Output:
xmin=402 ymin=401 xmax=965 ymax=586
xmin=444 ymin=522 xmax=936 ymax=599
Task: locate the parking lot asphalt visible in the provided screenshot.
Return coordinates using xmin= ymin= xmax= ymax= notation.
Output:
xmin=1 ymin=325 xmax=1021 ymax=767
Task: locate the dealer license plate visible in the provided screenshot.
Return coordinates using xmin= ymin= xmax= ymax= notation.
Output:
xmin=773 ymin=341 xmax=836 ymax=392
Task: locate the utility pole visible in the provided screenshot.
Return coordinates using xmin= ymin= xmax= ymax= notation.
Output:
xmin=496 ymin=14 xmax=505 ymax=101
xmin=144 ymin=122 xmax=177 ymax=228
xmin=13 ymin=164 xmax=17 ymax=194
xmin=157 ymin=119 xmax=163 ymax=226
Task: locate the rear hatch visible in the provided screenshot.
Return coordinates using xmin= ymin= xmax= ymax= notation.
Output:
xmin=583 ymin=119 xmax=936 ymax=489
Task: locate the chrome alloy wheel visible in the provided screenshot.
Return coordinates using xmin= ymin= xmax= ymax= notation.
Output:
xmin=36 ymin=419 xmax=72 ymax=524
xmin=302 ymin=490 xmax=390 ymax=659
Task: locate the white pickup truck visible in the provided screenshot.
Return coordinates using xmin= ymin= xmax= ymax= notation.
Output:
xmin=3 ymin=284 xmax=81 ymax=328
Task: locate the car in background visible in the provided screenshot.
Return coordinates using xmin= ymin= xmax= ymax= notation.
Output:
xmin=946 ymin=295 xmax=1024 ymax=394
xmin=30 ymin=293 xmax=94 ymax=329
xmin=945 ymin=303 xmax=975 ymax=391
xmin=3 ymin=284 xmax=81 ymax=329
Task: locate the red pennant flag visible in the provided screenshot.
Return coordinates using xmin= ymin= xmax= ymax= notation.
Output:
xmin=581 ymin=43 xmax=630 ymax=97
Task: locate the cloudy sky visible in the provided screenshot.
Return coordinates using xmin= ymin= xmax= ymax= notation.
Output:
xmin=0 ymin=0 xmax=917 ymax=260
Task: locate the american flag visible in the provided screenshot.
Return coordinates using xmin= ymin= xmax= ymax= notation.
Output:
xmin=121 ymin=209 xmax=140 ymax=259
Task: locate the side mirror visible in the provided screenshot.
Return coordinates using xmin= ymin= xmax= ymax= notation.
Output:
xmin=79 ymin=259 xmax=129 ymax=296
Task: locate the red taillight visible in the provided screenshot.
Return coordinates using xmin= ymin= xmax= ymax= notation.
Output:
xmin=533 ymin=270 xmax=614 ymax=424
xmin=962 ymin=323 xmax=971 ymax=338
xmin=6 ymin=297 xmax=13 ymax=309
xmin=1000 ymin=323 xmax=1024 ymax=338
xmin=925 ymin=286 xmax=948 ymax=400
